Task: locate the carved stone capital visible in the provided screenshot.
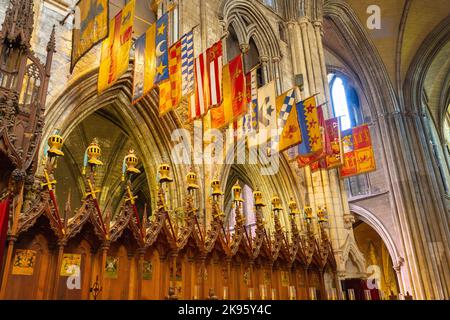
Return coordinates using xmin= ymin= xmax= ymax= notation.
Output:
xmin=239 ymin=43 xmax=250 ymax=54
xmin=393 ymin=257 xmax=405 ymax=273
xmin=343 ymin=213 xmax=355 ymax=229
xmin=272 ymin=56 xmax=281 ymax=63
xmin=259 ymin=55 xmax=269 ymax=64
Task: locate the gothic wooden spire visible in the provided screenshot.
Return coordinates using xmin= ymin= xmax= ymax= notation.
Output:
xmin=1 ymin=0 xmax=35 ymax=48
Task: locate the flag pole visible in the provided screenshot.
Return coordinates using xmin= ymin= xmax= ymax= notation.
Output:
xmin=59 ymin=9 xmax=75 ymax=26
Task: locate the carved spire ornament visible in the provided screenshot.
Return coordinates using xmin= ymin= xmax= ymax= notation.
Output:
xmin=1 ymin=0 xmax=35 ymax=47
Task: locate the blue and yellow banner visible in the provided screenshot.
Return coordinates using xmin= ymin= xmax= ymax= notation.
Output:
xmin=275 ymin=89 xmax=300 ymax=152
xmin=71 ymin=0 xmax=109 ymax=72
xmin=132 ymin=13 xmax=169 ymax=104
xmin=295 ymin=96 xmax=323 ymax=156
xmin=154 ymin=13 xmax=169 ymax=84
xmin=98 ymin=0 xmax=135 ymax=93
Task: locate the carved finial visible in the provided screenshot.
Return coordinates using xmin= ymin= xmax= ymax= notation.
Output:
xmin=104 ymin=208 xmax=111 ymax=235
xmin=63 ymin=189 xmax=71 ymax=230
xmin=47 ymin=25 xmax=56 ymax=53
xmin=142 ymin=203 xmax=148 ymax=233
xmin=1 ymin=0 xmax=35 ymax=47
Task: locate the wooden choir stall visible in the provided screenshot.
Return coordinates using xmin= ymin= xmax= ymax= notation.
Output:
xmin=0 ymin=137 xmax=338 ymax=300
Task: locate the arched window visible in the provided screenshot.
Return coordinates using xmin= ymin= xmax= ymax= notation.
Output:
xmin=328 ymin=73 xmax=370 ymax=198
xmin=262 ymin=0 xmax=277 ymax=11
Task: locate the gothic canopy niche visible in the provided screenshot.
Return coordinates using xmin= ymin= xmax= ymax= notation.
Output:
xmin=41 ymin=67 xmax=187 ymax=216
xmin=218 ymin=0 xmax=282 ymax=84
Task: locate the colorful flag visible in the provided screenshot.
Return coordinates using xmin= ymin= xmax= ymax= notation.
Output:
xmin=246 ymin=69 xmax=259 ymax=148
xmin=340 ymin=124 xmax=376 ymax=178
xmin=257 ymin=81 xmax=277 ymax=145
xmin=275 ymin=89 xmax=300 ymax=152
xmin=132 ymin=13 xmax=169 ymax=103
xmin=181 ymin=31 xmax=194 ymax=97
xmin=159 ymin=80 xmax=172 ymax=116
xmin=210 ymin=55 xmax=246 ymax=128
xmin=71 ymin=0 xmax=109 ymax=72
xmin=297 ymin=152 xmax=323 ymax=168
xmin=207 ymin=40 xmax=223 ymax=107
xmin=98 ymin=0 xmax=135 ymax=93
xmin=168 ymin=40 xmax=182 ymax=107
xmin=325 ymin=117 xmax=343 ymax=169
xmin=132 ymin=26 xmax=154 ymax=103
xmin=0 ymin=197 xmax=10 ymax=265
xmin=340 ymin=129 xmax=357 ymax=177
xmin=154 ymin=13 xmax=169 ymax=84
xmin=295 ymin=96 xmax=323 ymax=156
xmin=189 ymin=52 xmax=209 ymax=120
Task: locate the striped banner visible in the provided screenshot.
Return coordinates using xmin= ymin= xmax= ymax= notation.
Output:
xmin=207 ymin=40 xmax=223 ymax=107
xmin=181 ymin=31 xmax=194 ymax=97
xmin=189 ymin=52 xmax=209 ymax=120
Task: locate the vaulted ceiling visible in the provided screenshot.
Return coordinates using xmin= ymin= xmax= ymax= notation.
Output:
xmin=323 ymin=0 xmax=449 ymax=134
xmin=54 ymin=105 xmax=150 ymax=218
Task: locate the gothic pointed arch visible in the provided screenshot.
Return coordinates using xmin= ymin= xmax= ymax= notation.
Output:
xmin=219 ymin=0 xmax=281 ymax=59
xmin=40 ymin=66 xmax=188 ymax=216
xmin=340 ymin=233 xmax=366 ymax=278
xmin=349 ymin=204 xmax=401 ymax=269
xmin=403 ymin=15 xmax=450 ymax=131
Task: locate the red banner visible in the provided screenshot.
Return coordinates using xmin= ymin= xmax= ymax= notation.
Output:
xmin=340 ymin=124 xmax=376 ymax=178
xmin=0 ymin=197 xmax=10 ymax=264
xmin=325 ymin=117 xmax=343 ymax=169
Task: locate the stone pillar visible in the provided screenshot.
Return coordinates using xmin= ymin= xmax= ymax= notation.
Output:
xmin=259 ymin=55 xmax=270 ymax=85
xmin=377 ymin=111 xmax=450 ymax=299
xmin=285 ymin=0 xmax=366 ymax=283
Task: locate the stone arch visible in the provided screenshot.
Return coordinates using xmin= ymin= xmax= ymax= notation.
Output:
xmin=340 ymin=234 xmax=366 ymax=278
xmin=219 ymin=0 xmax=283 ymax=89
xmin=41 ymin=66 xmax=188 ymax=213
xmin=403 ymin=15 xmax=450 ymax=118
xmin=220 ymin=153 xmax=304 ymax=232
xmin=349 ymin=204 xmax=401 ymax=270
xmin=349 ymin=203 xmax=406 ymax=296
xmin=219 ymin=0 xmax=281 ymax=59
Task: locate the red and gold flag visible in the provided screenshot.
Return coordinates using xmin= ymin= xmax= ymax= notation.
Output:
xmin=168 ymin=40 xmax=182 ymax=107
xmin=340 ymin=124 xmax=376 ymax=178
xmin=0 ymin=197 xmax=10 ymax=264
xmin=210 ymin=55 xmax=246 ymax=129
xmin=98 ymin=0 xmax=135 ymax=93
xmin=325 ymin=117 xmax=343 ymax=169
xmin=159 ymin=81 xmax=172 ymax=116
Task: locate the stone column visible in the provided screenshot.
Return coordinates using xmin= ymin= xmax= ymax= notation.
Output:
xmin=259 ymin=55 xmax=270 ymax=85
xmin=284 ymin=0 xmax=366 ymax=283
xmin=377 ymin=111 xmax=450 ymax=299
